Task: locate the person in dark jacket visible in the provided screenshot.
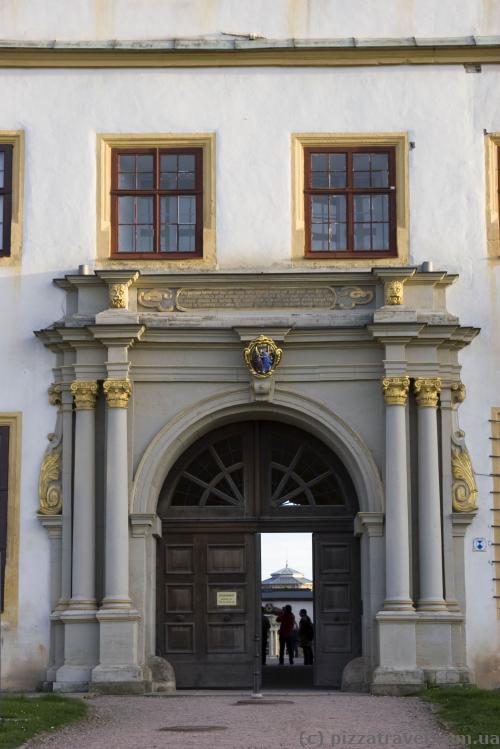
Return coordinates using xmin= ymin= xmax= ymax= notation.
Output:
xmin=298 ymin=608 xmax=314 ymax=665
xmin=273 ymin=604 xmax=296 ymax=665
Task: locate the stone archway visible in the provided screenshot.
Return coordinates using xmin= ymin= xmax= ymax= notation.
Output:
xmin=130 ymin=389 xmax=384 ymax=685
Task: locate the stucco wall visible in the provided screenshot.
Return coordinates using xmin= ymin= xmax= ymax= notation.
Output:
xmin=0 ymin=18 xmax=499 ymax=688
xmin=0 ymin=0 xmax=500 ymax=41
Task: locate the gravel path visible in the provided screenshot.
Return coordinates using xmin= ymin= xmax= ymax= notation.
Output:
xmin=24 ymin=693 xmax=459 ymax=749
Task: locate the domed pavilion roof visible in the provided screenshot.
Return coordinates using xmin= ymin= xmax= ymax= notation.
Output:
xmin=261 ymin=564 xmax=312 ymax=590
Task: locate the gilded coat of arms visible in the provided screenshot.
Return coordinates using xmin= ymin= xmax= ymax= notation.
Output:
xmin=243 ymin=335 xmax=282 ymax=378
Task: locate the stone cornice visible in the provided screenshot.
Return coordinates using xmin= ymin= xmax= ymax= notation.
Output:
xmin=2 ymin=38 xmax=500 ymax=69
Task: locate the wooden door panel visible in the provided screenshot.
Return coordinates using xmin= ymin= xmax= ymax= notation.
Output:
xmin=158 ymin=531 xmax=255 ymax=688
xmin=313 ymin=533 xmax=361 ymax=687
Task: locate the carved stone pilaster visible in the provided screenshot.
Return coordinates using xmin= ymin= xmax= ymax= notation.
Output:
xmin=71 ymin=380 xmax=98 ymax=410
xmin=382 ymin=376 xmax=410 ymax=406
xmin=103 ymin=379 xmax=132 ymax=408
xmin=414 ymin=378 xmax=441 ymax=408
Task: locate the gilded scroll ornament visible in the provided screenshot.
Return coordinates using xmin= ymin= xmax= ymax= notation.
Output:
xmin=451 ymin=430 xmax=478 ymax=512
xmin=336 ymin=286 xmax=374 ymax=309
xmin=384 ymin=280 xmax=404 ymax=306
xmin=414 ymin=378 xmax=442 ymax=408
xmin=48 ymin=383 xmax=62 ymax=407
xmin=71 ymin=380 xmax=98 ymax=410
xmin=103 ymin=379 xmax=132 ymax=408
xmin=382 ymin=376 xmax=410 ymax=405
xmin=109 ymin=283 xmax=128 ymax=309
xmin=38 ymin=432 xmax=62 ymax=515
xmin=244 ymin=335 xmax=283 ymax=379
xmin=451 ymin=382 xmax=466 ymax=404
xmin=137 ymin=289 xmax=175 ymax=312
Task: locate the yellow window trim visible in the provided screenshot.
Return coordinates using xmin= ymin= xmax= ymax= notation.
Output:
xmin=485 ymin=133 xmax=500 ymax=259
xmin=0 ymin=413 xmax=21 ymax=628
xmin=291 ymin=132 xmax=409 ymax=267
xmin=0 ymin=132 xmax=24 ymax=268
xmin=96 ymin=133 xmax=216 ymax=269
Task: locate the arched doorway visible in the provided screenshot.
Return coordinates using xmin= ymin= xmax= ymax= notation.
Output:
xmin=156 ymin=420 xmax=361 ymax=688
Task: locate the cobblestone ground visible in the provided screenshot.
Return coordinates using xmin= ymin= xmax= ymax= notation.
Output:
xmin=24 ymin=693 xmax=459 ymax=749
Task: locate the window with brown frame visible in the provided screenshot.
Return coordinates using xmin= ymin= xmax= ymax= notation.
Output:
xmin=304 ymin=146 xmax=397 ymax=258
xmin=111 ymin=147 xmax=203 ymax=258
xmin=0 ymin=145 xmax=13 ymax=257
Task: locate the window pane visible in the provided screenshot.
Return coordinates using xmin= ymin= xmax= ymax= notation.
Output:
xmin=161 ymin=172 xmax=178 ymax=189
xmin=353 ymin=154 xmax=370 ymax=172
xmin=354 ymin=223 xmax=372 ymax=250
xmin=118 ymin=196 xmax=134 ymax=224
xmin=137 ymin=155 xmax=153 ymax=172
xmin=311 ymin=196 xmax=329 ymax=222
xmin=372 ymin=154 xmax=388 ymax=170
xmin=311 ymin=225 xmax=329 ymax=251
xmin=179 ymin=225 xmax=196 ymax=252
xmin=161 ymin=154 xmax=177 ymax=172
xmin=178 ymin=172 xmax=196 ymax=189
xmin=332 ymin=223 xmax=347 ymax=250
xmin=160 ymin=225 xmax=178 ymax=252
xmin=118 ymin=171 xmax=135 ymax=189
xmin=330 ymin=195 xmax=346 ymax=222
xmin=354 ymin=195 xmax=371 ymax=222
xmin=329 ymin=154 xmax=346 ymax=187
xmin=179 ymin=154 xmax=195 ymax=171
xmin=0 ymin=152 xmax=4 ymax=189
xmin=161 ymin=196 xmax=178 ymax=223
xmin=118 ymin=155 xmax=134 ymax=172
xmin=179 ymin=196 xmax=196 ymax=224
xmin=135 ymin=225 xmax=153 ymax=252
xmin=372 ymin=195 xmax=389 ymax=221
xmin=311 ymin=171 xmax=328 ymax=188
xmin=0 ymin=194 xmax=3 ymax=250
xmin=311 ymin=154 xmax=328 ymax=171
xmin=352 ymin=170 xmax=371 ymax=188
xmin=137 ymin=171 xmax=154 ymax=189
xmin=137 ymin=197 xmax=153 ymax=224
xmin=372 ymin=222 xmax=389 ymax=250
xmin=118 ymin=225 xmax=134 ymax=253
xmin=372 ymin=170 xmax=389 ymax=188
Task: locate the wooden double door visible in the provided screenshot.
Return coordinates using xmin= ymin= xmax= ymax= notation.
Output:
xmin=157 ymin=529 xmax=361 ymax=689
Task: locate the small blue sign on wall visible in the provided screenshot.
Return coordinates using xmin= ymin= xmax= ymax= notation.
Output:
xmin=472 ymin=537 xmax=487 ymax=552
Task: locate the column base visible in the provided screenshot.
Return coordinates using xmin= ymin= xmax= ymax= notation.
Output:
xmin=417 ymin=598 xmax=447 ymax=612
xmin=53 ymin=610 xmax=99 ymax=693
xmin=91 ymin=608 xmax=143 ymax=691
xmin=383 ymin=599 xmax=415 ymax=611
xmin=371 ymin=667 xmax=425 ymax=695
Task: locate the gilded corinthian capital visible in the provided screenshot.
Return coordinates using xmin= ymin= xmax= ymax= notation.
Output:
xmin=103 ymin=379 xmax=132 ymax=408
xmin=414 ymin=377 xmax=441 ymax=408
xmin=451 ymin=382 xmax=466 ymax=404
xmin=382 ymin=376 xmax=410 ymax=405
xmin=71 ymin=380 xmax=98 ymax=410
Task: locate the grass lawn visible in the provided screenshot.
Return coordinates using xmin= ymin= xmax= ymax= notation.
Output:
xmin=0 ymin=694 xmax=88 ymax=749
xmin=422 ymin=688 xmax=500 ymax=743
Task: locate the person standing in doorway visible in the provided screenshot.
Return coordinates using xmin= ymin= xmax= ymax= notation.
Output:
xmin=273 ymin=604 xmax=296 ymax=665
xmin=299 ymin=608 xmax=314 ymax=665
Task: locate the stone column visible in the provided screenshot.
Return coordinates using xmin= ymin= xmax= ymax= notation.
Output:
xmin=414 ymin=378 xmax=446 ymax=611
xmin=101 ymin=379 xmax=132 ymax=608
xmin=92 ymin=378 xmax=143 ymax=690
xmin=381 ymin=376 xmax=413 ymax=611
xmin=69 ymin=380 xmax=98 ymax=609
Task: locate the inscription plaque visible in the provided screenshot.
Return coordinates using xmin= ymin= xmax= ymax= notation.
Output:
xmin=216 ymin=591 xmax=238 ymax=607
xmin=136 ymin=285 xmax=374 ymax=312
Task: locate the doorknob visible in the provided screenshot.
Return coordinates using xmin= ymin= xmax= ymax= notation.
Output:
xmin=223 ymin=614 xmax=232 ymax=622
xmin=176 ymin=614 xmax=185 ymax=622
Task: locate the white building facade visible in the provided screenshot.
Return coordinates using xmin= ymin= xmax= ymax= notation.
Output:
xmin=1 ymin=0 xmax=500 ymax=694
